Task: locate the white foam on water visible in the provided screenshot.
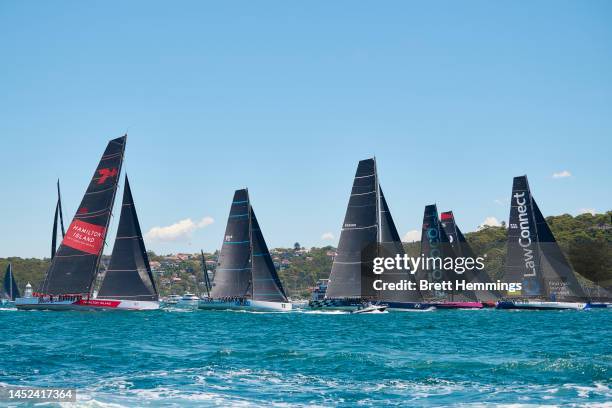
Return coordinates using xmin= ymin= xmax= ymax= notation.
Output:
xmin=564 ymin=383 xmax=612 ymax=399
xmin=301 ymin=310 xmax=348 ymax=315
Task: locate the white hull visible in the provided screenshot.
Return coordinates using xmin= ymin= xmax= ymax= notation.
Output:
xmin=498 ymin=300 xmax=587 ymax=310
xmin=15 ymin=297 xmax=160 ymax=311
xmin=198 ymin=299 xmax=292 ymax=312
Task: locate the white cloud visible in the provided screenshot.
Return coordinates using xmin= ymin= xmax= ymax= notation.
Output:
xmin=145 ymin=217 xmax=214 ymax=242
xmin=197 ymin=216 xmax=214 ymax=228
xmin=402 ymin=230 xmax=420 ymax=242
xmin=494 ymin=199 xmax=506 ymax=206
xmin=321 ymin=232 xmax=335 ymax=241
xmin=480 ymin=216 xmax=501 ymax=228
xmin=552 ymin=170 xmax=572 ymax=179
xmin=578 ymin=208 xmax=596 ymax=215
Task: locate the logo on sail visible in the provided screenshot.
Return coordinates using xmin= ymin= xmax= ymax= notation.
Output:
xmin=513 ymin=191 xmax=537 ymax=277
xmin=97 ymin=168 xmax=118 ymax=184
xmin=62 ymin=219 xmax=106 ymax=255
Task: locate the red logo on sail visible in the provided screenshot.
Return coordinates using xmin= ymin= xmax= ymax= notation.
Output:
xmin=97 ymin=168 xmax=118 ymax=184
xmin=441 ymin=212 xmax=453 ymax=220
xmin=62 ymin=219 xmax=106 ymax=255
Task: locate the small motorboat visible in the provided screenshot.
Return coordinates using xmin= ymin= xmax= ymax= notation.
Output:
xmin=351 ymin=303 xmax=387 ymax=314
xmin=164 ymin=294 xmax=181 ymax=305
xmin=177 ymin=293 xmax=200 ymax=309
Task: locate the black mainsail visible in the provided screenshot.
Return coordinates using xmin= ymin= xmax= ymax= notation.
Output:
xmin=40 ymin=136 xmax=126 ymax=295
xmin=417 ymin=204 xmax=445 ymax=299
xmin=440 ymin=211 xmax=499 ymax=301
xmin=51 ymin=179 xmax=66 ymax=259
xmin=210 ymin=189 xmax=252 ymax=298
xmin=3 ymin=264 xmax=20 ymax=301
xmin=325 ymin=158 xmax=424 ymax=303
xmin=210 ymin=189 xmax=288 ymax=302
xmin=503 ymin=175 xmax=586 ymax=301
xmin=325 ymin=159 xmax=378 ymax=299
xmin=97 ymin=176 xmax=158 ymax=301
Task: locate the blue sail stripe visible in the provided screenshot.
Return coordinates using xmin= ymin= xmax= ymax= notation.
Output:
xmin=224 ymin=240 xmax=250 ymax=244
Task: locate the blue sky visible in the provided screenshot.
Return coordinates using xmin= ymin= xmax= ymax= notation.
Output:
xmin=1 ymin=1 xmax=610 ymax=258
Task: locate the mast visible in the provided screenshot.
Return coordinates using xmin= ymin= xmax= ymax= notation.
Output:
xmin=87 ymin=136 xmax=127 ymax=297
xmin=246 ymin=188 xmax=254 ymax=298
xmin=374 ymin=157 xmax=382 ymax=244
xmin=52 ymin=201 xmax=60 ymax=259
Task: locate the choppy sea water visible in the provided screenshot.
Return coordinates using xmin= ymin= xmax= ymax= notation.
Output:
xmin=0 ymin=307 xmax=610 ymax=407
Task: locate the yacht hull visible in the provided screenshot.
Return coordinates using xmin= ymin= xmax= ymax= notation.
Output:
xmin=434 ymin=301 xmax=484 ymax=309
xmin=308 ymin=299 xmax=362 ymax=311
xmin=496 ymin=300 xmax=587 ymax=310
xmin=588 ymin=303 xmax=612 ymax=308
xmin=15 ymin=297 xmax=160 ymax=311
xmin=384 ymin=302 xmax=436 ymax=311
xmin=198 ymin=299 xmax=292 ymax=312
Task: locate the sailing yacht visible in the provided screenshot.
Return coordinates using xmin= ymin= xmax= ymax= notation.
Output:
xmin=198 ymin=189 xmax=292 ymax=312
xmin=15 ymin=136 xmax=160 ymax=311
xmin=496 ymin=176 xmax=588 ymax=310
xmin=1 ymin=263 xmax=20 ymax=305
xmin=416 ymin=204 xmax=484 ymax=309
xmin=309 ymin=158 xmax=433 ymax=311
xmin=439 ymin=211 xmax=500 ymax=307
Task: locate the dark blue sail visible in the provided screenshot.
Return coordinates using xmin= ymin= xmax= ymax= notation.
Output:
xmin=3 ymin=264 xmax=20 ymax=300
xmin=325 ymin=159 xmax=378 ymax=299
xmin=210 ymin=189 xmax=253 ymax=298
xmin=200 ymin=250 xmax=212 ymax=297
xmin=533 ymin=200 xmax=586 ymax=301
xmin=378 ymin=187 xmax=423 ymax=302
xmin=41 ymin=136 xmax=126 ymax=295
xmin=97 ymin=176 xmax=158 ymax=301
xmin=250 ymin=206 xmax=288 ymax=302
xmin=503 ymin=176 xmax=543 ymax=298
xmin=440 ymin=211 xmax=499 ymax=301
xmin=51 ymin=180 xmax=66 ymax=259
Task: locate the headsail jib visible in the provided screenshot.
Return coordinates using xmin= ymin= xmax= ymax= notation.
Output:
xmin=97 ymin=175 xmax=159 ymax=302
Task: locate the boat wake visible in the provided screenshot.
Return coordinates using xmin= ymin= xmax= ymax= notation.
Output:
xmin=300 ymin=310 xmax=349 ymax=315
